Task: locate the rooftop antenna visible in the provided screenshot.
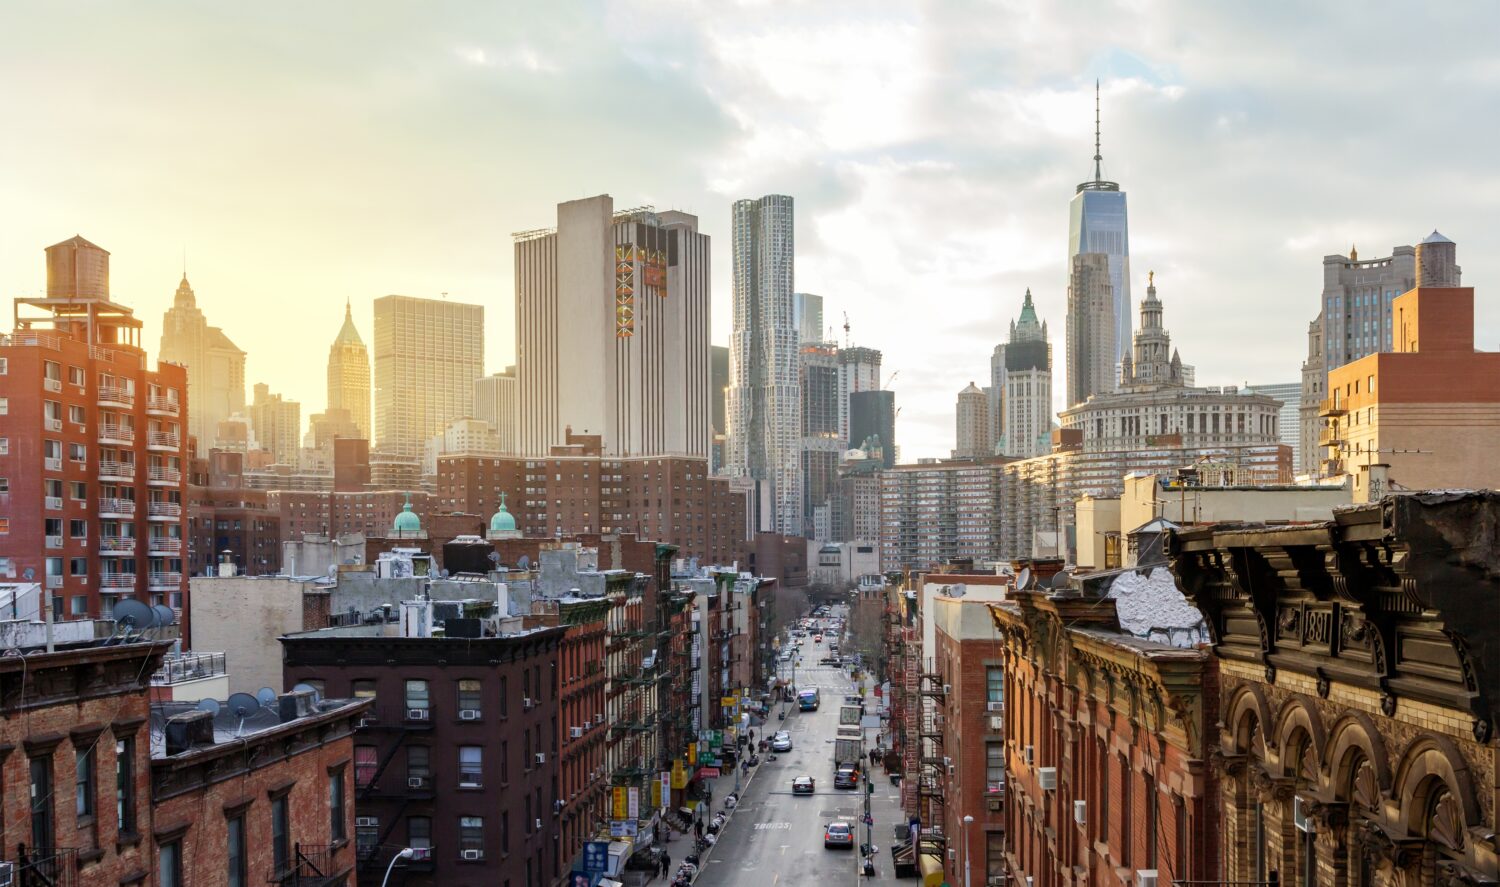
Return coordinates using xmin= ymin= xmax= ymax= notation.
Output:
xmin=1093 ymin=79 xmax=1103 ymax=183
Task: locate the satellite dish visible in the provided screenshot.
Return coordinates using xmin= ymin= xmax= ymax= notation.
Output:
xmin=227 ymin=693 xmax=261 ymax=718
xmin=439 ymin=569 xmax=450 ymax=579
xmin=22 ymin=567 xmax=35 ymax=580
xmin=114 ymin=598 xmax=155 ymax=630
xmin=488 ymin=551 xmax=501 ymax=564
xmin=151 ymin=604 xmax=176 ymax=628
xmin=196 ymin=698 xmax=222 ymax=716
xmin=292 ymin=682 xmax=321 ymax=702
xmin=517 ymin=555 xmax=530 ymax=570
xmin=256 ymin=687 xmax=278 ymax=707
xmin=1016 ymin=568 xmax=1032 ymax=591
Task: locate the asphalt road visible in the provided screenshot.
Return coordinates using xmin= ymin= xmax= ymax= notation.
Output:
xmin=692 ymin=614 xmax=911 ymax=887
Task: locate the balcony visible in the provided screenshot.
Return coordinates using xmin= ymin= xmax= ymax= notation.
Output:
xmin=146 ymin=396 xmax=180 ymax=416
xmin=98 ymin=460 xmax=136 ymax=482
xmin=147 ymin=431 xmax=181 ymax=451
xmin=151 ymin=651 xmax=227 ymax=686
xmin=99 ymin=424 xmax=135 ymax=445
xmin=147 ymin=465 xmax=182 ymax=486
xmin=99 ymin=498 xmax=136 ymax=517
xmin=148 ymin=501 xmax=182 ymax=520
xmin=100 ymin=536 xmax=136 ymax=555
xmin=1319 ymin=398 xmax=1347 ymax=417
xmin=97 ymin=386 xmax=134 ymax=408
xmin=148 ymin=571 xmax=183 ymax=591
xmin=1319 ymin=428 xmax=1344 ymax=447
xmin=148 ymin=536 xmax=183 ymax=554
xmin=100 ymin=572 xmax=136 ymax=589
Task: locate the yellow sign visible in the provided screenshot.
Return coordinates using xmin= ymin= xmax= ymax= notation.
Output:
xmin=651 ymin=780 xmax=661 ymax=809
xmin=612 ymin=787 xmax=629 ymax=820
xmin=721 ymin=696 xmax=738 ymax=709
xmin=671 ymin=759 xmax=688 ymax=789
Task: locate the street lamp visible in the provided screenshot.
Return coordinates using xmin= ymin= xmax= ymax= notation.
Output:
xmin=382 ymin=847 xmax=416 ymax=887
xmin=962 ymin=815 xmax=974 ymax=887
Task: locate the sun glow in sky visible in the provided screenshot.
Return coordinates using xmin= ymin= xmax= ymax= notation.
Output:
xmin=3 ymin=1 xmax=1499 ymax=459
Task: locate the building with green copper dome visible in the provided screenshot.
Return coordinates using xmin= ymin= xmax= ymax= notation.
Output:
xmin=487 ymin=492 xmax=521 ymax=540
xmin=390 ymin=492 xmax=425 ymax=538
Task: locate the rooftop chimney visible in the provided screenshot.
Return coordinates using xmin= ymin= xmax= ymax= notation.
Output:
xmin=164 ymin=709 xmax=216 ymax=755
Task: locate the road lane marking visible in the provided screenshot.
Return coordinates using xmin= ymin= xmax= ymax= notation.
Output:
xmin=754 ymin=821 xmax=792 ymax=830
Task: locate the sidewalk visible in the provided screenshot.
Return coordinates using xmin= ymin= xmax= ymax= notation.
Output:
xmin=857 ymin=673 xmax=909 ymax=886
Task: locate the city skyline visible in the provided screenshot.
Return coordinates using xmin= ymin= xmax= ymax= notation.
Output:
xmin=3 ymin=3 xmax=1500 ymax=461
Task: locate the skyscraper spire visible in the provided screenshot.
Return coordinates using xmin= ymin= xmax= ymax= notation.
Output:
xmin=1093 ymin=79 xmax=1103 ymax=183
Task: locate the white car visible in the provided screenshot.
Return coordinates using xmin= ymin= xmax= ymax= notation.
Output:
xmin=771 ymin=731 xmax=793 ymax=752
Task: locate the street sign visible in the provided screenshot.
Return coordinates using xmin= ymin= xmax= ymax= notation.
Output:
xmin=582 ymin=842 xmax=609 ymax=873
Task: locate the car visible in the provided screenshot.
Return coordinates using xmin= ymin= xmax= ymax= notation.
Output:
xmin=793 ymin=776 xmax=815 ymax=794
xmin=819 ymin=656 xmax=839 ymax=665
xmin=772 ymin=732 xmax=793 ymax=752
xmin=835 ymin=765 xmax=859 ymax=789
xmin=813 ymin=634 xmax=823 ymax=642
xmin=824 ymin=821 xmax=855 ymax=848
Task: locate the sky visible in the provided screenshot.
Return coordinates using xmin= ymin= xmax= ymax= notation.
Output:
xmin=3 ymin=1 xmax=1499 ymax=461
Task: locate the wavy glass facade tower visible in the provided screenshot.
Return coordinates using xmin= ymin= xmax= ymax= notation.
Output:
xmin=726 ymin=194 xmax=802 ymax=535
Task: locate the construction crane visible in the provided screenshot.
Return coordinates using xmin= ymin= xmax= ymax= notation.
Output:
xmin=884 ymin=370 xmax=900 ymax=389
xmin=843 ymin=311 xmax=851 ymax=349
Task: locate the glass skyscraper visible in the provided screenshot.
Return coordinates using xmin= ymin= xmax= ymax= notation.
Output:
xmin=1067 ymin=86 xmax=1131 ymax=379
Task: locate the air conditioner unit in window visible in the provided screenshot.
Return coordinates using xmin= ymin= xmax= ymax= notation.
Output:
xmin=407 ymin=708 xmax=429 ymax=721
xmin=523 ymin=697 xmax=534 ymax=710
xmin=409 ymin=848 xmax=431 ymax=861
xmin=461 ymin=849 xmax=484 ymax=861
xmin=1038 ymin=767 xmax=1057 ymax=790
xmin=986 ymin=701 xmax=1005 ymax=712
xmin=1023 ymin=745 xmax=1034 ymax=766
xmin=459 ymin=709 xmax=481 ymax=720
xmin=596 ymin=713 xmax=604 ymax=723
xmin=571 ymin=726 xmax=584 ymax=738
xmin=408 ymin=776 xmax=427 ymax=789
xmin=535 ymin=818 xmax=543 ymax=831
xmin=1137 ymin=871 xmax=1159 ymax=887
xmin=943 ymin=684 xmax=952 ymax=695
xmin=355 ymin=816 xmax=378 ymax=828
xmin=535 ymin=752 xmax=547 ymax=764
xmin=1073 ymin=800 xmax=1087 ymax=825
xmin=989 ymin=716 xmax=1005 ymax=731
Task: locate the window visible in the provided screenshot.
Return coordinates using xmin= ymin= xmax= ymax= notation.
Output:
xmin=407 ymin=745 xmax=430 ymax=784
xmin=0 ymin=558 xmax=12 ymax=579
xmin=329 ymin=768 xmax=346 ymax=841
xmin=987 ymin=832 xmax=1006 ymax=881
xmin=0 ymin=397 xmax=8 ymax=415
xmin=985 ymin=667 xmax=1003 ymax=704
xmin=500 ymin=740 xmax=509 ymax=784
xmin=68 ymin=365 xmax=83 ymax=386
xmin=75 ymin=744 xmax=95 ymax=819
xmin=159 ymin=839 xmax=182 ymax=887
xmin=0 ymin=358 xmax=6 ymax=374
xmin=1144 ymin=772 xmax=1158 ymax=867
xmin=70 ymin=558 xmax=88 ymax=577
xmin=460 ymin=816 xmax=484 ymax=855
xmin=355 ymin=745 xmax=378 ymax=787
xmin=228 ymin=814 xmax=248 ymax=887
xmin=408 ymin=816 xmax=432 ymax=853
xmin=458 ymin=679 xmax=482 ymax=715
xmin=70 ymin=481 xmax=86 ymax=501
xmin=116 ymin=736 xmax=136 ymax=833
xmin=70 ymin=596 xmax=87 ymax=617
xmin=501 ymin=811 xmax=510 ymax=853
xmin=272 ymin=795 xmax=290 ymax=875
xmin=356 ymin=815 xmax=379 ymax=859
xmin=985 ymin=742 xmax=1004 ymax=795
xmin=0 ymin=437 xmax=7 ymax=455
xmin=1119 ymin=754 xmax=1132 ymax=865
xmin=70 ymin=520 xmax=87 ymax=539
xmin=406 ymin=679 xmax=430 ymax=714
xmin=459 ymin=746 xmax=483 ymax=787
xmin=69 ymin=443 xmax=86 ymax=462
xmin=30 ymin=755 xmax=54 ymax=849
xmin=499 ymin=676 xmax=509 ymax=717
xmin=352 ymin=679 xmax=376 ymax=699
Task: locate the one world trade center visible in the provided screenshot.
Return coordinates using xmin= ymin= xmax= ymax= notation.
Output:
xmin=1068 ymin=82 xmax=1131 ymax=385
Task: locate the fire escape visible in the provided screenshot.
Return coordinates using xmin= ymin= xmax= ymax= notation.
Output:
xmin=353 ymin=703 xmax=436 ymax=884
xmin=917 ymin=657 xmax=949 ymax=855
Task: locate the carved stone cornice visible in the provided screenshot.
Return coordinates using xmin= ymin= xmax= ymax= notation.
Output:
xmin=1208 ymin=747 xmax=1247 ymax=778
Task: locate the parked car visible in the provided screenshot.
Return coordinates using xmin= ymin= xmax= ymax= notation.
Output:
xmin=824 ymin=821 xmax=855 ymax=849
xmin=772 ymin=732 xmax=793 ymax=752
xmin=793 ymin=776 xmax=816 ymax=794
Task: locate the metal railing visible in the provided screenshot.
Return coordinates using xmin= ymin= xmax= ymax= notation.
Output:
xmin=152 ymin=652 xmax=227 ymax=685
xmin=99 ymin=536 xmax=136 ymax=553
xmin=267 ymin=842 xmax=337 ymax=886
xmin=98 ymin=460 xmax=135 ymax=479
xmin=148 ymin=465 xmax=182 ymax=484
xmin=148 ymin=431 xmax=180 ymax=450
xmin=147 ymin=536 xmax=182 ymax=553
xmin=99 ymin=573 xmax=136 ymax=589
xmin=146 ymin=396 xmax=180 ymax=415
xmin=147 ymin=572 xmax=183 ymax=590
xmin=97 ymin=386 xmax=134 ymax=406
xmin=148 ymin=501 xmax=182 ymax=518
xmin=99 ymin=498 xmax=136 ymax=515
xmin=5 ymin=844 xmax=78 ymax=887
xmin=98 ymin=424 xmax=135 ymax=443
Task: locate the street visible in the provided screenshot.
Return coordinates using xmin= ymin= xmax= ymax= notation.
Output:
xmin=686 ymin=613 xmax=911 ymax=887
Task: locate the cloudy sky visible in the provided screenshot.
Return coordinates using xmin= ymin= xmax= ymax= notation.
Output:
xmin=3 ymin=1 xmax=1498 ymax=460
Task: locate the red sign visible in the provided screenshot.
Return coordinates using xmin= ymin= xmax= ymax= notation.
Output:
xmin=695 ymin=767 xmax=721 ymax=780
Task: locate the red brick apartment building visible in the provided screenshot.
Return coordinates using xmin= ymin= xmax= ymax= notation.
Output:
xmin=0 ymin=636 xmax=367 ymax=887
xmin=0 ymin=237 xmax=190 ymax=633
xmin=436 ymin=429 xmax=748 ymax=565
xmin=990 ymin=574 xmax=1219 ymax=887
xmin=186 ymin=449 xmax=281 ymax=576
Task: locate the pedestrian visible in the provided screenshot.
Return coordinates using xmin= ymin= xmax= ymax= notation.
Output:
xmin=694 ymin=819 xmax=704 ymax=841
xmin=662 ymin=852 xmax=671 ymax=877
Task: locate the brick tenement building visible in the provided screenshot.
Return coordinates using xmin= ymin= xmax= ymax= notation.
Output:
xmin=282 ymin=620 xmax=566 ymax=887
xmin=1169 ymin=492 xmax=1500 ymax=887
xmin=150 ymin=688 xmax=370 ymax=886
xmin=0 ymin=637 xmax=366 ymax=887
xmin=270 ymin=488 xmax=435 ymax=542
xmin=929 ymin=595 xmax=1008 ymax=887
xmin=435 ymin=430 xmax=748 ymax=565
xmin=0 ymin=236 xmax=189 ymax=629
xmin=989 ymin=570 xmax=1219 ymax=887
xmin=532 ymin=596 xmax=611 ymax=874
